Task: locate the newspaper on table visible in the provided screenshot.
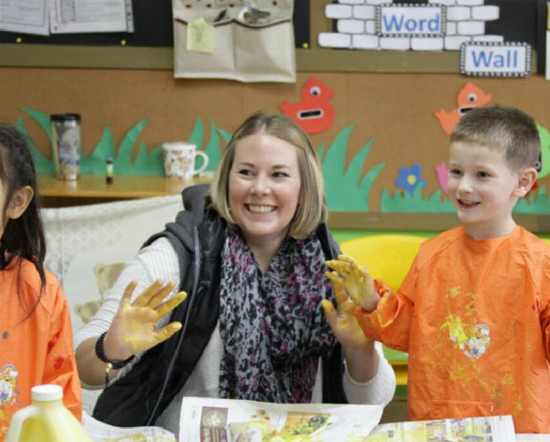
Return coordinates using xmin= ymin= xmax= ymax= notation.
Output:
xmin=83 ymin=411 xmax=177 ymax=442
xmin=516 ymin=436 xmax=550 ymax=442
xmin=366 ymin=415 xmax=516 ymax=442
xmin=180 ymin=399 xmax=521 ymax=442
xmin=179 ymin=397 xmax=384 ymax=442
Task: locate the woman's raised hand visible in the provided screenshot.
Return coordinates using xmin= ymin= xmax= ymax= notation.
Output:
xmin=321 ymin=276 xmax=370 ymax=349
xmin=325 ymin=255 xmax=378 ymax=312
xmin=103 ymin=280 xmax=187 ymax=361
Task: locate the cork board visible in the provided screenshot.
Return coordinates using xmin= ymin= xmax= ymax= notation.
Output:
xmin=1 ymin=66 xmax=549 ymax=231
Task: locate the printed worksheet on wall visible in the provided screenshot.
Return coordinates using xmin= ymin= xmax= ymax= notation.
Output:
xmin=50 ymin=0 xmax=133 ymax=34
xmin=0 ymin=0 xmax=49 ymax=36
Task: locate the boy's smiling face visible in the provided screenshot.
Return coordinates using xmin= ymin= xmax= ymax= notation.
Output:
xmin=447 ymin=141 xmax=526 ymax=239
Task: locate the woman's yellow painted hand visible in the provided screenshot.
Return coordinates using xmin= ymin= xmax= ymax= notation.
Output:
xmin=326 ymin=255 xmax=378 ymax=312
xmin=104 ymin=280 xmax=186 ymax=360
xmin=321 ymin=276 xmax=370 ymax=349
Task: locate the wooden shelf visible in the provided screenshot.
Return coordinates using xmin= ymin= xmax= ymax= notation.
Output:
xmin=37 ymin=173 xmax=212 ymax=205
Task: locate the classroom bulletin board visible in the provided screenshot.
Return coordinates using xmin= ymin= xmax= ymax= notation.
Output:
xmin=0 ymin=0 xmax=549 ymax=232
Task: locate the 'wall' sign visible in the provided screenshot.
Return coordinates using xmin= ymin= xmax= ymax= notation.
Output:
xmin=377 ymin=4 xmax=446 ymax=38
xmin=460 ymin=42 xmax=532 ymax=78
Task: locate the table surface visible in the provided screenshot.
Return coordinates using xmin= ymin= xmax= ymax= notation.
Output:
xmin=38 ymin=173 xmax=213 ymax=199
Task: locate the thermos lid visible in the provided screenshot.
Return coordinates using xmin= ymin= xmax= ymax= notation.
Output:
xmin=32 ymin=384 xmax=63 ymax=401
xmin=51 ymin=114 xmax=81 ymax=122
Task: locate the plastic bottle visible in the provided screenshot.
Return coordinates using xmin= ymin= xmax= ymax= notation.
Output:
xmin=6 ymin=384 xmax=93 ymax=442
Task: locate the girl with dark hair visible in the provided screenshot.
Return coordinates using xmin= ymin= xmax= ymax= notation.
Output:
xmin=0 ymin=125 xmax=81 ymax=439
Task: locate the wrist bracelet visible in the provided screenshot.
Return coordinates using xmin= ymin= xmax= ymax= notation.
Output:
xmin=95 ymin=331 xmax=135 ymax=385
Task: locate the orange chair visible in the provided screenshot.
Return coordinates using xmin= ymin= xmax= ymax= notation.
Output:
xmin=340 ymin=234 xmax=427 ymax=387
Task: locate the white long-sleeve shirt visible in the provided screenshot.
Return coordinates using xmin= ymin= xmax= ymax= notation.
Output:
xmin=75 ymin=237 xmax=396 ymax=435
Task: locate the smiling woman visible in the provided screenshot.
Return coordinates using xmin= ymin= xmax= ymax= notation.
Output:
xmin=74 ymin=112 xmax=396 ymax=434
xmin=225 ymin=133 xmax=301 ymax=272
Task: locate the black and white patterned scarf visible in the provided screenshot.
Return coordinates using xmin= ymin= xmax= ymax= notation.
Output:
xmin=218 ymin=229 xmax=336 ymax=403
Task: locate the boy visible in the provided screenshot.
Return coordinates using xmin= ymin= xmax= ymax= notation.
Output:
xmin=327 ymin=106 xmax=550 ymax=433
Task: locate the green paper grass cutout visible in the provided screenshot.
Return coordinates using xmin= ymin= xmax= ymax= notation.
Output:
xmin=537 ymin=124 xmax=550 ymax=180
xmin=381 ymin=187 xmax=455 ymax=213
xmin=16 ymin=109 xmax=226 ymax=176
xmin=515 ymin=185 xmax=549 ymax=214
xmin=320 ymin=126 xmax=385 ymax=212
xmin=204 ymin=120 xmax=230 ymax=172
xmin=382 ymin=185 xmax=550 ymax=214
xmin=16 ymin=109 xmax=55 ymax=174
xmin=15 ymin=107 xmax=550 ymax=215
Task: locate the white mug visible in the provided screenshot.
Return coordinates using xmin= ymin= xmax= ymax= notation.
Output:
xmin=162 ymin=142 xmax=209 ymax=180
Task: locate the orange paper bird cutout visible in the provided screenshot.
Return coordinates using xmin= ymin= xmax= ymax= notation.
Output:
xmin=435 ymin=83 xmax=492 ymax=136
xmin=280 ymin=77 xmax=335 ymax=134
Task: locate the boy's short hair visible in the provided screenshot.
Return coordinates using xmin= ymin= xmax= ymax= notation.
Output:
xmin=209 ymin=111 xmax=327 ymax=238
xmin=450 ymin=106 xmax=540 ymax=171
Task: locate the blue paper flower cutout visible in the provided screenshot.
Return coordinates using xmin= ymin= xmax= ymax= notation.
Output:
xmin=395 ymin=163 xmax=426 ymax=196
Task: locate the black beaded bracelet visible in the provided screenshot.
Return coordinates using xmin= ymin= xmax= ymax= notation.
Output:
xmin=95 ymin=331 xmax=135 ymax=385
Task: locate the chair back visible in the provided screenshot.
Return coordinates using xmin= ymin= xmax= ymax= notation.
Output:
xmin=340 ymin=234 xmax=426 ymax=292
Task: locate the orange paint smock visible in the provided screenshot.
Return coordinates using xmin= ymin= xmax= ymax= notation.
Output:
xmin=0 ymin=259 xmax=81 ymax=441
xmin=357 ymin=226 xmax=550 ymax=433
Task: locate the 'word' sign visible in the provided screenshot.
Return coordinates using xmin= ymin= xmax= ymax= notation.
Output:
xmin=377 ymin=5 xmax=446 ymax=37
xmin=461 ymin=42 xmax=532 ymax=78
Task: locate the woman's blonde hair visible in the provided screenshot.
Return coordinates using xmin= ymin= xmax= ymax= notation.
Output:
xmin=209 ymin=112 xmax=327 ymax=238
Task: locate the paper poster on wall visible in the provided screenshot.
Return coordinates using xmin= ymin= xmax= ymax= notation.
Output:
xmin=377 ymin=4 xmax=446 ymax=38
xmin=280 ymin=77 xmax=335 ymax=135
xmin=0 ymin=0 xmax=49 ymax=36
xmin=50 ymin=0 xmax=134 ymax=34
xmin=460 ymin=42 xmax=532 ymax=78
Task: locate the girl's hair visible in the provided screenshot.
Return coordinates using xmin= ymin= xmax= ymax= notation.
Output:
xmin=0 ymin=125 xmax=47 ymax=314
xmin=209 ymin=112 xmax=327 ymax=238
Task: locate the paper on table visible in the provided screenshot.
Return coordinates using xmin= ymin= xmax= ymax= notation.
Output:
xmin=83 ymin=412 xmax=176 ymax=442
xmin=49 ymin=0 xmax=133 ymax=34
xmin=517 ymin=435 xmax=550 ymax=442
xmin=179 ymin=397 xmax=384 ymax=442
xmin=366 ymin=415 xmax=517 ymax=442
xmin=0 ymin=0 xmax=49 ymax=36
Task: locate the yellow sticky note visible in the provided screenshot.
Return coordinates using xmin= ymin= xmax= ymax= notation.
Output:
xmin=187 ymin=17 xmax=215 ymax=53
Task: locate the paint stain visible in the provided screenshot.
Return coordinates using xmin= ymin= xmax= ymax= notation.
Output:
xmin=514 ymin=399 xmax=524 ymax=415
xmin=376 ymin=293 xmax=395 ymax=328
xmin=441 ymin=314 xmax=469 ymax=345
xmin=54 ymin=357 xmax=64 ymax=370
xmin=446 ymin=287 xmax=460 ymax=298
xmin=441 ymin=314 xmax=491 ymax=359
xmin=450 ymin=362 xmax=467 ymax=381
xmin=2 ymin=331 xmax=7 ymax=340
xmin=122 ymin=319 xmax=148 ymax=352
xmin=47 ymin=332 xmax=61 ymax=352
xmin=464 ymin=301 xmax=476 ymax=317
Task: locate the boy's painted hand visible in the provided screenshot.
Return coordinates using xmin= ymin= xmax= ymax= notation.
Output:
xmin=321 ymin=276 xmax=370 ymax=349
xmin=326 ymin=255 xmax=378 ymax=312
xmin=104 ymin=280 xmax=186 ymax=360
